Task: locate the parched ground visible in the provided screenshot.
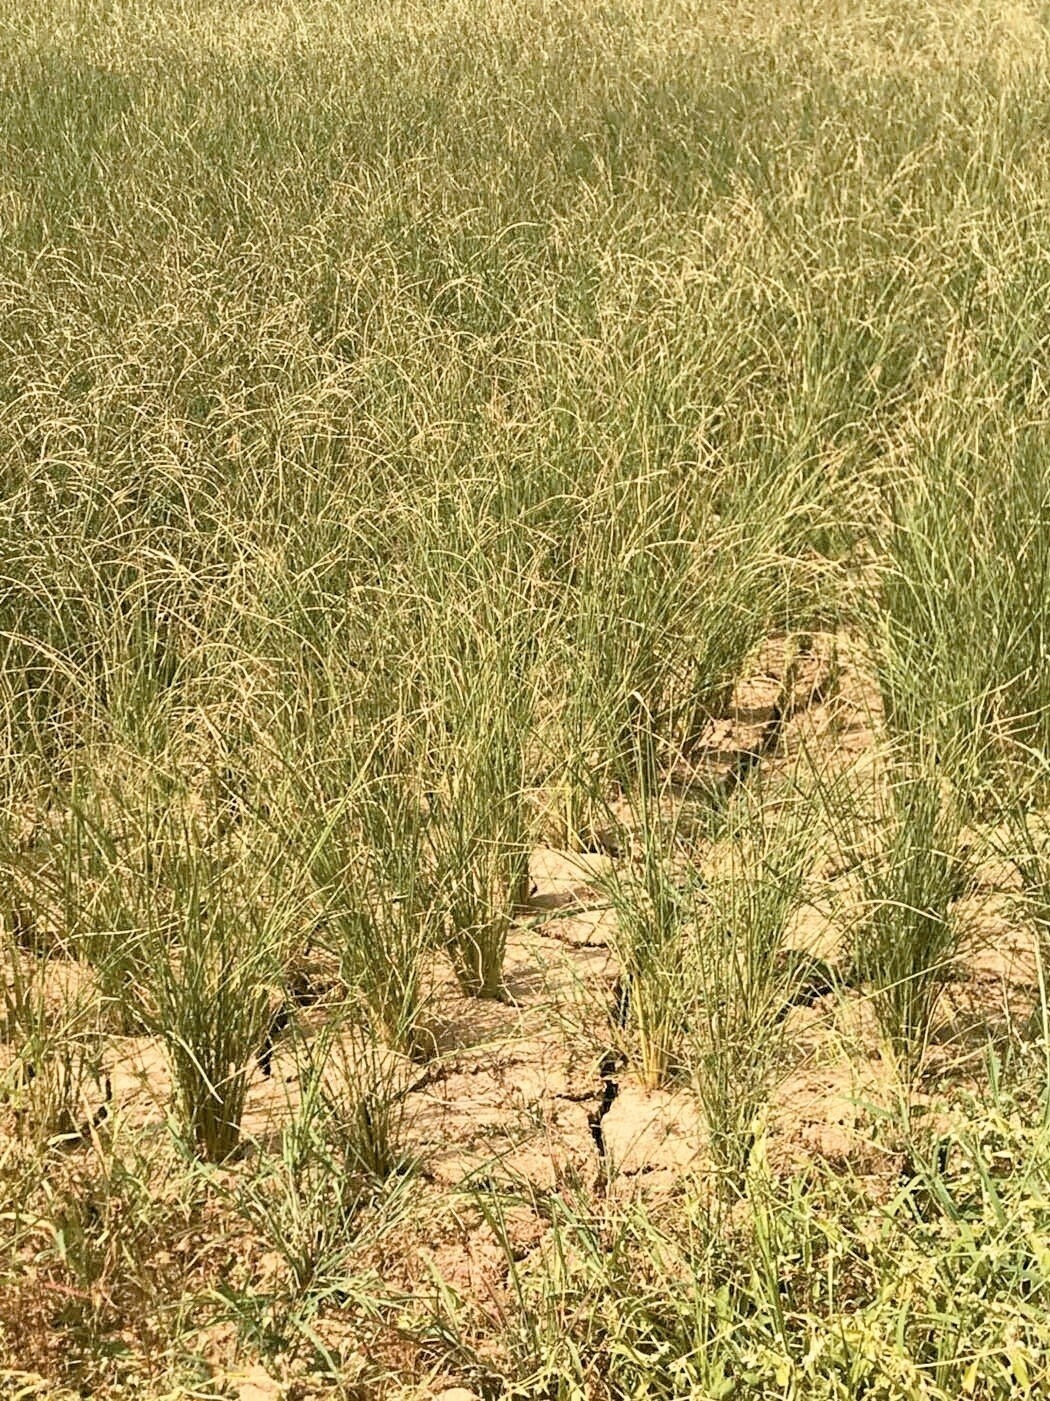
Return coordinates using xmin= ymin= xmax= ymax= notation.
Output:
xmin=1 ymin=633 xmax=1040 ymax=1399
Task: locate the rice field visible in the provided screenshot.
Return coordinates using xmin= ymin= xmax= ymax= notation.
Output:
xmin=4 ymin=0 xmax=1050 ymax=1395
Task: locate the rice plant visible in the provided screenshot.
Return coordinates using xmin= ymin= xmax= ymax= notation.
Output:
xmin=3 ymin=785 xmax=151 ymax=1035
xmin=844 ymin=760 xmax=967 ymax=1077
xmin=477 ymin=1091 xmax=1050 ymax=1399
xmin=687 ymin=790 xmax=813 ymax=1187
xmin=3 ymin=0 xmax=1050 ymax=1387
xmin=238 ymin=1013 xmax=412 ymax=1295
xmin=0 ymin=927 xmax=107 ymax=1150
xmin=296 ymin=723 xmax=440 ymax=1063
xmin=601 ymin=794 xmax=691 ymax=1091
xmin=997 ymin=794 xmax=1050 ymax=1038
xmin=557 ymin=464 xmax=797 ymax=822
xmin=603 ymin=778 xmax=812 ymax=1186
xmin=873 ymin=424 xmax=1050 ymax=809
xmin=120 ymin=789 xmax=306 ymax=1162
xmin=413 ymin=527 xmax=538 ymax=1001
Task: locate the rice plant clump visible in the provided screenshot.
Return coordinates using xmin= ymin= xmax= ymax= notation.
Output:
xmin=850 ymin=763 xmax=967 ymax=1078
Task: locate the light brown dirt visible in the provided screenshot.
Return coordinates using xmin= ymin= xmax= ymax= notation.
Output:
xmin=1 ymin=630 xmax=1042 ymax=1396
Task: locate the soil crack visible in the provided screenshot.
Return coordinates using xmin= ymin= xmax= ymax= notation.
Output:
xmin=587 ymin=1052 xmax=621 ymax=1159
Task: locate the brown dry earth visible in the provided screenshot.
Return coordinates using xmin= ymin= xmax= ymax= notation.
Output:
xmin=0 ymin=634 xmax=1039 ymax=1399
